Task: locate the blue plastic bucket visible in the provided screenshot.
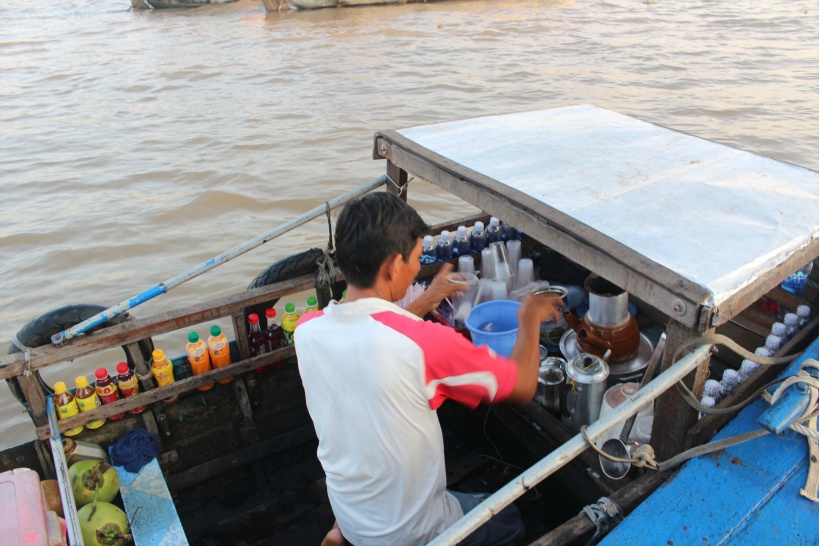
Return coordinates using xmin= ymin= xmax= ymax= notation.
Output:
xmin=465 ymin=300 xmax=521 ymax=357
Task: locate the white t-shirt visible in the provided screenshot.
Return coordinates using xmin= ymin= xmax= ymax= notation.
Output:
xmin=295 ymin=298 xmax=518 ymax=546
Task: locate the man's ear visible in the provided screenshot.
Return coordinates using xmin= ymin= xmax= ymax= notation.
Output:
xmin=383 ymin=253 xmax=403 ymax=281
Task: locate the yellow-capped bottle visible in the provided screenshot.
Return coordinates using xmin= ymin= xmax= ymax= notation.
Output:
xmin=74 ymin=376 xmax=106 ymax=430
xmin=54 ymin=381 xmax=84 ymax=437
xmin=151 ymin=349 xmax=180 ymax=404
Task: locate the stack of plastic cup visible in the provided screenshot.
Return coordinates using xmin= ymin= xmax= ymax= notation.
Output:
xmin=517 ymin=258 xmax=535 ymax=289
xmin=506 ymin=240 xmax=521 ymax=275
xmin=458 ymin=255 xmax=475 ymax=276
xmin=480 ymin=248 xmax=495 ymax=280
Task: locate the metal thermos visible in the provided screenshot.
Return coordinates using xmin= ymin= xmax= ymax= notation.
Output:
xmin=535 ymin=357 xmax=566 ymax=413
xmin=561 ymin=353 xmax=610 ymax=430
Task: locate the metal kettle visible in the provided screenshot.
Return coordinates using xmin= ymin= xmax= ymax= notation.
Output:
xmin=560 ymin=352 xmax=610 ymax=431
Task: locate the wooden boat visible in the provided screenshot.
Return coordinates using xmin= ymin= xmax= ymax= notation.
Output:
xmin=262 ymin=0 xmax=448 ymax=12
xmin=131 ymin=0 xmax=239 ymax=10
xmin=2 ymin=105 xmax=817 ymax=545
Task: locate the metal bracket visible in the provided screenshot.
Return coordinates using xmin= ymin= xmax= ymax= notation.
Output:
xmin=375 ymin=138 xmax=392 ymax=160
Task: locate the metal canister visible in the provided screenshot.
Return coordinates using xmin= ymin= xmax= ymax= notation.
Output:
xmin=561 ymin=353 xmax=610 ymax=430
xmin=535 ymin=356 xmax=566 ymax=413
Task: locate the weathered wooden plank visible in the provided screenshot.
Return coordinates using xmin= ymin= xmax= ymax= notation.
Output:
xmin=34 ymin=345 xmax=297 ymax=439
xmin=714 ymin=321 xmax=764 ymax=368
xmin=166 ymin=425 xmax=317 ymax=490
xmin=17 ymin=374 xmax=48 ymax=426
xmin=712 ymin=241 xmax=819 ymax=327
xmin=0 ymin=274 xmax=315 ymax=380
xmin=526 ymin=470 xmax=670 ymax=546
xmin=429 ymin=213 xmax=490 ymax=235
xmin=386 ymin=159 xmax=408 ymax=202
xmin=651 ymin=320 xmax=714 ymax=461
xmin=125 ymin=339 xmax=167 ymax=447
xmin=492 ymin=404 xmax=615 ymax=503
xmin=232 ymin=312 xmax=251 ymax=361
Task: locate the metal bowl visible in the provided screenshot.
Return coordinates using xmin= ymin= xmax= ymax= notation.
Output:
xmin=559 ymin=329 xmax=654 ymax=385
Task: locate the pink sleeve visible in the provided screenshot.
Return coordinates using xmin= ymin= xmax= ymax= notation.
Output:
xmin=297 ymin=310 xmax=324 ymax=328
xmin=372 ymin=312 xmax=518 ymax=410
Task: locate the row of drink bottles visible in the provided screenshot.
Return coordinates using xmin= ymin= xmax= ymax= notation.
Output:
xmin=53 ymin=296 xmax=321 ymax=435
xmin=699 ymin=303 xmax=812 ymax=416
xmin=53 ymin=364 xmax=146 ymax=437
xmin=420 ymin=217 xmax=520 ymax=265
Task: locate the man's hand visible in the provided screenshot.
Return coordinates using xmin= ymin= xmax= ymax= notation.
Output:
xmin=518 ymin=292 xmax=563 ymax=327
xmin=506 ymin=292 xmax=565 ymax=404
xmin=405 ymin=263 xmax=468 ymax=318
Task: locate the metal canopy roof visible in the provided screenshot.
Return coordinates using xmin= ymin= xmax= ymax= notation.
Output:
xmin=376 ymin=105 xmax=819 ymax=330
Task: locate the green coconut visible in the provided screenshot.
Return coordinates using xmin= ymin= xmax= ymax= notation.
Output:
xmin=69 ymin=460 xmax=120 ymax=507
xmin=78 ymin=502 xmax=131 ymax=546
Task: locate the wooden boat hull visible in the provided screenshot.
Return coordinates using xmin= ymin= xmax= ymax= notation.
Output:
xmin=132 ymin=0 xmax=239 ymax=9
xmin=281 ymin=0 xmax=446 ymax=11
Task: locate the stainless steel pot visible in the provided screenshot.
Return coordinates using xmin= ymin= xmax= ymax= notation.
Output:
xmin=585 ymin=274 xmax=630 ymax=327
xmin=561 ymin=353 xmax=610 ymax=430
xmin=535 ymin=357 xmax=566 ymax=413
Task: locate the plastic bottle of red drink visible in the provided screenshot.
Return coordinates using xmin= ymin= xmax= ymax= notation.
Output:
xmin=115 ymin=362 xmax=146 ymax=414
xmin=264 ymin=307 xmax=285 ymax=352
xmin=248 ymin=313 xmax=268 ymax=357
xmin=94 ymin=368 xmax=125 ymax=421
xmin=265 ymin=308 xmax=286 ymax=367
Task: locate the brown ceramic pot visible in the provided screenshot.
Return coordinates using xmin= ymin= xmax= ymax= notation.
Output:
xmin=563 ymin=311 xmax=641 ymax=364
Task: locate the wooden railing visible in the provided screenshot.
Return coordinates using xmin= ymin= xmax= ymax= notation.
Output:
xmin=2 ymin=211 xmax=493 ymax=440
xmin=1 ymin=273 xmax=316 ymax=439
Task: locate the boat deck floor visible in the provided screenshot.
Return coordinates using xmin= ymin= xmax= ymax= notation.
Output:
xmin=171 ymin=391 xmax=593 ymax=545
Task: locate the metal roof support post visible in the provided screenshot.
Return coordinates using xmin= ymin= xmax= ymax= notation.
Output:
xmin=427 ymin=344 xmax=713 ymax=546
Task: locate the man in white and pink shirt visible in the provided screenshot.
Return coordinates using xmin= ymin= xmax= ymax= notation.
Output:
xmin=295 ymin=192 xmax=562 ymax=546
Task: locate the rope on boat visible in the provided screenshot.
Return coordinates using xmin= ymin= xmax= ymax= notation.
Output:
xmin=586 ymin=332 xmax=819 ymax=502
xmin=325 ymin=201 xmax=335 ymax=254
xmin=10 ymin=333 xmax=32 ymax=377
xmin=316 ymin=250 xmax=342 ymax=291
xmin=581 ymin=497 xmax=623 ymax=546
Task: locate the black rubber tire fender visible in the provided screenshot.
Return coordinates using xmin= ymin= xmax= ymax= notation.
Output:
xmin=6 ymin=304 xmax=154 ymax=409
xmin=246 ymin=248 xmax=344 ymax=327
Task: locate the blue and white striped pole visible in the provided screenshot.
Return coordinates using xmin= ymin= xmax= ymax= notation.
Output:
xmin=50 ymin=176 xmax=386 ymax=345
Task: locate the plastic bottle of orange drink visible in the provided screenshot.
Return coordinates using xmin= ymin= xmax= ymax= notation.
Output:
xmin=74 ymin=376 xmax=106 ymax=429
xmin=151 ymin=349 xmax=180 ymax=404
xmin=187 ymin=331 xmax=214 ymax=391
xmin=53 ymin=381 xmax=84 ymax=437
xmin=208 ymin=325 xmax=233 ymax=384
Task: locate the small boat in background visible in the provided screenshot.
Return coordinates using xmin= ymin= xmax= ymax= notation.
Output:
xmin=132 ymin=0 xmax=239 ymax=9
xmin=263 ymin=0 xmax=447 ymax=11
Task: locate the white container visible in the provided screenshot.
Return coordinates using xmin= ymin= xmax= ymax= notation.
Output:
xmin=597 ymin=383 xmax=653 ymax=446
xmin=633 ymin=415 xmax=653 ymax=443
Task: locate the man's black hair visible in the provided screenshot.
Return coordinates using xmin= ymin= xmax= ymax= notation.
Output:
xmin=334 ymin=192 xmax=429 ymax=288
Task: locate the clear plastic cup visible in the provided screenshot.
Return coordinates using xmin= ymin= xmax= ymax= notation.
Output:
xmin=448 ymin=272 xmax=479 ymax=322
xmin=458 ymin=255 xmax=475 ymax=276
xmin=517 ymin=258 xmax=534 ymax=288
xmin=506 ymin=240 xmax=521 ymax=275
xmin=480 ymin=248 xmax=495 ymax=280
